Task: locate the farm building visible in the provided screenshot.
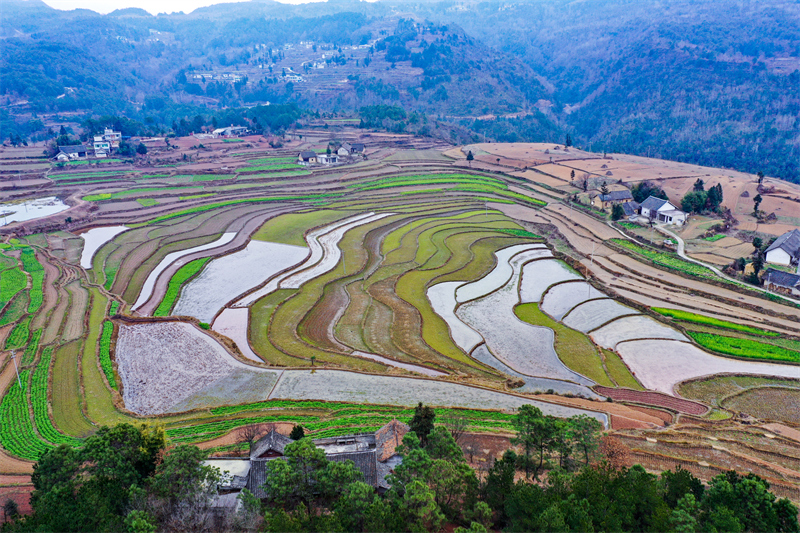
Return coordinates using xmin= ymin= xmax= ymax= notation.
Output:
xmin=213 ymin=126 xmax=249 ymax=137
xmin=763 ymin=268 xmax=800 ymax=298
xmin=318 ymin=153 xmax=339 ymax=164
xmin=206 ymin=420 xmax=409 ymax=503
xmin=621 ymin=201 xmax=640 ymax=218
xmin=298 ymin=151 xmax=318 ymax=164
xmin=55 ymin=144 xmax=88 ymax=160
xmin=593 ymin=189 xmax=634 ymax=210
xmin=765 ymin=229 xmax=800 ymax=266
xmin=338 ymin=142 xmax=353 ymax=156
xmin=639 ymin=195 xmax=686 ymax=225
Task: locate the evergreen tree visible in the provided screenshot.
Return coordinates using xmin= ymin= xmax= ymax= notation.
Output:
xmin=290 ymin=425 xmax=305 ymax=440
xmin=409 ymin=403 xmax=436 ymax=446
xmin=611 ymin=203 xmax=625 ymax=220
xmin=753 ymin=194 xmax=763 ymax=216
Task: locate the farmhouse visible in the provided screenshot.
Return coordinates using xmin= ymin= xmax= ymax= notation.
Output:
xmin=592 ymin=189 xmax=633 ymax=210
xmin=621 ymin=200 xmax=640 ymax=218
xmin=213 ymin=126 xmax=249 ymax=138
xmin=207 ymin=420 xmax=410 ymax=502
xmin=639 ymin=195 xmax=687 ymax=225
xmin=338 ymin=142 xmax=353 ymax=156
xmin=318 ymin=153 xmax=339 ymax=164
xmin=763 ymin=268 xmax=800 ymax=298
xmin=765 ymin=229 xmax=800 ymax=266
xmin=298 ymin=151 xmax=318 ymax=164
xmin=93 ymin=136 xmax=111 ymax=157
xmin=56 ymin=144 xmax=88 ymax=160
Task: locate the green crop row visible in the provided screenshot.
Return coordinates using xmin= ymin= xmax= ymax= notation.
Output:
xmin=244 ymin=157 xmax=297 ymax=165
xmin=137 ymin=198 xmax=158 ymax=207
xmin=356 ymin=177 xmax=505 ymax=192
xmin=147 ymin=194 xmax=343 ymax=224
xmin=0 ymin=292 xmax=29 ymax=326
xmin=99 ymin=321 xmax=117 ymax=389
xmin=103 ymin=264 xmax=119 ymax=291
xmin=32 ymin=347 xmax=82 ymax=447
xmin=180 ymin=194 xmax=215 ymax=200
xmin=688 ymin=331 xmax=800 ymax=363
xmin=21 ymin=329 xmax=42 ymax=365
xmin=50 ymin=170 xmax=136 ymax=180
xmin=84 ymin=186 xmax=204 ymax=202
xmin=0 ymin=267 xmax=26 ymax=304
xmin=239 ymin=164 xmax=299 ymax=172
xmin=27 ymin=270 xmax=44 ymax=314
xmin=653 ymin=308 xmax=779 ymax=337
xmin=165 ymin=415 xmax=317 ymax=440
xmin=0 ymin=370 xmax=52 ymax=460
xmin=192 ymin=174 xmax=236 ymax=182
xmin=5 ymin=317 xmax=31 ymax=350
xmin=704 ymin=234 xmax=726 ymax=242
xmin=154 ymin=257 xmax=210 ymax=316
xmin=109 ymin=301 xmax=120 ymax=315
xmin=610 ymin=239 xmax=719 ymax=279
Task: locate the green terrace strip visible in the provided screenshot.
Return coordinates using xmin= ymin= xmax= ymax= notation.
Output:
xmin=688 ymin=331 xmax=800 ymax=363
xmin=154 ymin=257 xmax=211 ymax=316
xmin=610 ymin=239 xmax=720 ymax=280
xmin=494 ymin=228 xmax=543 ymax=239
xmin=0 ymin=370 xmax=50 ymax=460
xmin=5 ymin=317 xmax=31 ymax=350
xmin=653 ymin=307 xmax=780 ymax=337
xmin=239 ymin=163 xmax=301 ymax=172
xmin=32 ymin=347 xmax=82 ymax=447
xmin=21 ymin=329 xmax=42 ymax=365
xmin=180 ymin=193 xmax=215 ymax=200
xmin=244 ymin=157 xmax=297 ymax=165
xmin=704 ymin=234 xmax=726 ymax=242
xmin=192 ymin=174 xmax=236 ymax=182
xmin=353 ymin=174 xmax=505 ymax=191
xmin=146 ymin=194 xmax=343 ymax=224
xmin=99 ymin=321 xmax=116 ymax=389
xmin=166 ymin=415 xmax=317 ymax=440
xmin=238 ymin=170 xmax=312 ymax=180
xmin=84 ymin=186 xmax=204 ymax=202
xmin=16 ymin=249 xmax=44 ymax=318
xmin=49 ymin=170 xmax=137 ymax=180
xmin=109 ymin=301 xmax=120 ymax=315
xmin=0 ymin=293 xmax=29 ymax=326
xmin=137 ymin=198 xmax=158 ymax=207
xmin=0 ymin=264 xmax=26 ymax=305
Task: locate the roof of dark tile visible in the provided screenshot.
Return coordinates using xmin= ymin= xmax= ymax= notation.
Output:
xmin=621 ymin=201 xmax=640 ymax=216
xmin=765 ymin=229 xmax=800 ymax=258
xmin=59 ymin=145 xmax=87 ymax=154
xmin=640 ymin=195 xmax=670 ymax=212
xmin=764 ymin=268 xmax=800 ymax=288
xmin=299 ymin=150 xmax=317 ymax=159
xmin=328 ymin=450 xmax=378 ymax=487
xmin=246 ymin=459 xmax=269 ymax=499
xmin=250 ymin=429 xmax=293 ymax=459
xmin=599 ymin=190 xmax=633 ymax=202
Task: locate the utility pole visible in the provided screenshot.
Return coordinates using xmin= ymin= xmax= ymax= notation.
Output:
xmin=11 ymin=350 xmax=21 ymax=389
xmin=588 ymin=241 xmax=596 ymax=298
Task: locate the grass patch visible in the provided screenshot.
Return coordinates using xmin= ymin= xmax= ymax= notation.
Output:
xmin=0 ymin=266 xmax=26 ymax=305
xmin=4 ymin=317 xmax=31 ymax=350
xmin=601 ymin=348 xmax=644 ymax=390
xmin=154 ymin=257 xmax=210 ymax=317
xmin=192 ymin=174 xmax=236 ymax=182
xmin=0 ymin=292 xmax=29 ymax=326
xmin=51 ymin=340 xmax=95 ymax=437
xmin=249 ymin=289 xmax=303 ymax=366
xmin=687 ymin=331 xmax=800 ymax=363
xmin=514 ymin=303 xmax=614 ymax=386
xmin=653 ymin=307 xmax=779 ymax=337
xmin=610 ymin=239 xmax=721 ymax=280
xmin=704 ymin=234 xmax=726 ymax=242
xmin=251 ymin=209 xmax=350 ymax=247
xmin=137 ymin=198 xmax=158 ymax=207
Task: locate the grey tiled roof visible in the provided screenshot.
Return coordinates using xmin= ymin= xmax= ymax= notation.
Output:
xmin=328 ymin=450 xmax=378 ymax=487
xmin=764 ymin=268 xmax=800 ymax=289
xmin=59 ymin=144 xmax=87 ymax=154
xmin=599 ymin=190 xmax=633 ymax=202
xmin=246 ymin=459 xmax=269 ymax=499
xmin=622 ymin=201 xmax=640 ymax=216
xmin=250 ymin=429 xmax=293 ymax=459
xmin=765 ymin=229 xmax=800 ymax=258
xmin=640 ymin=195 xmax=670 ymax=211
xmin=299 ymin=150 xmax=317 ymax=160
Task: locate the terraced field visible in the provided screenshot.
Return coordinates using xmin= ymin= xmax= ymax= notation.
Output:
xmin=1 ymin=136 xmax=799 ymax=501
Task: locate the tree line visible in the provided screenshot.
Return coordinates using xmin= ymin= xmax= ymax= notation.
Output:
xmin=2 ymin=403 xmax=797 ymax=532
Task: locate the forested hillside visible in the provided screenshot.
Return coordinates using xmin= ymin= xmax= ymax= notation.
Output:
xmin=2 ymin=0 xmax=799 ymax=182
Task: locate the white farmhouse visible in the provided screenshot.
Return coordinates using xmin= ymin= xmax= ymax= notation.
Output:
xmin=639 ymin=195 xmax=687 ymax=225
xmin=765 ymin=229 xmax=800 ymax=266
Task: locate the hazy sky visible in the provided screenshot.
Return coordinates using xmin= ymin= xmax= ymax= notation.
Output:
xmin=41 ymin=0 xmax=318 ymax=15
